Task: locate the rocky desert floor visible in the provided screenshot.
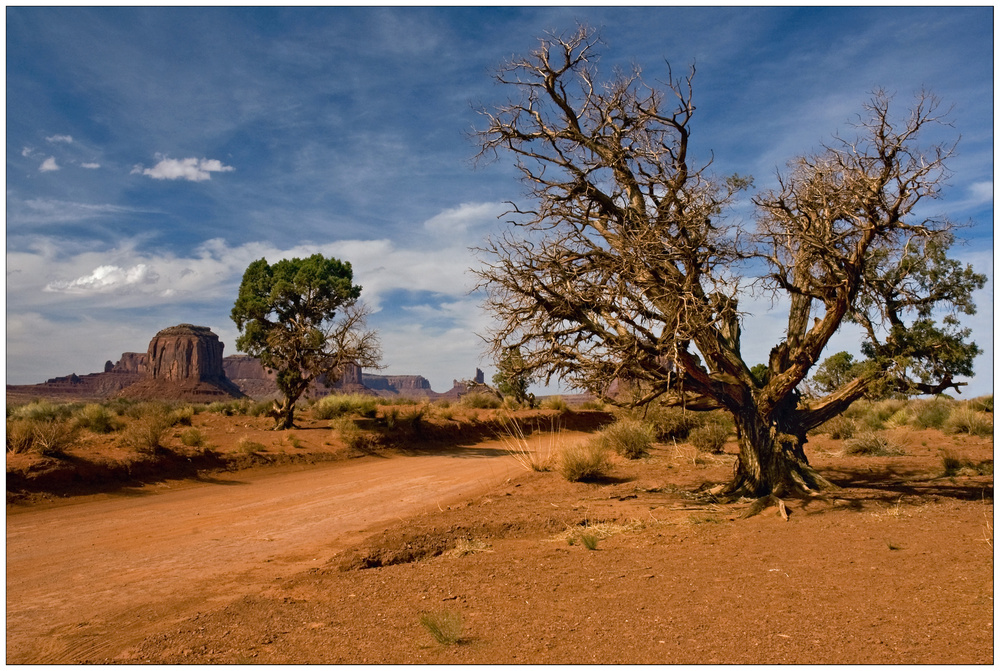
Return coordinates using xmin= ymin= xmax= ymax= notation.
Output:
xmin=6 ymin=404 xmax=994 ymax=664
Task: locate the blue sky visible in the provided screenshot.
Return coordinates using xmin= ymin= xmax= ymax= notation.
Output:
xmin=6 ymin=6 xmax=994 ymax=396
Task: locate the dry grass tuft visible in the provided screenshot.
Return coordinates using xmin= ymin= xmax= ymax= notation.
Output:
xmin=419 ymin=610 xmax=464 ymax=646
xmin=558 ymin=439 xmax=611 ymax=482
xmin=497 ymin=413 xmax=558 ymax=472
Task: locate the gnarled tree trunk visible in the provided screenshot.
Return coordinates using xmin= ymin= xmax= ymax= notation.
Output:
xmin=721 ymin=406 xmax=837 ymax=513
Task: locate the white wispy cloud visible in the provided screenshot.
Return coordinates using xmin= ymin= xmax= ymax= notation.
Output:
xmin=134 ymin=156 xmax=235 ymax=181
xmin=44 ymin=263 xmax=160 ymax=294
xmin=45 ymin=134 xmax=74 ymax=143
xmin=81 ymin=162 xmax=101 ymax=169
xmin=39 ymin=156 xmax=59 ymax=172
xmin=8 ymin=196 xmax=158 ymax=226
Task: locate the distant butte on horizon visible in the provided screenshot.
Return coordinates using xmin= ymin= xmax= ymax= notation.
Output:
xmin=6 ymin=323 xmax=485 ymax=404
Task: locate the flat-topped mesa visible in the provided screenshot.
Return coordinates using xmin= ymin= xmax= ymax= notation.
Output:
xmin=120 ymin=324 xmax=245 ymax=401
xmin=147 ymin=324 xmax=226 ymax=382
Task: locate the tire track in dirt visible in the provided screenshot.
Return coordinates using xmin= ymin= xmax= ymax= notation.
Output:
xmin=6 ymin=441 xmax=549 ymax=664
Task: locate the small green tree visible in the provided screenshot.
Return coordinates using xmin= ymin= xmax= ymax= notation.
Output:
xmin=493 ymin=347 xmax=536 ymax=407
xmin=811 ymin=352 xmax=865 ymax=394
xmin=231 ymin=254 xmax=381 ymax=430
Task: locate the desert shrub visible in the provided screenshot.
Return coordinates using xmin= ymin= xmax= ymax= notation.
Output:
xmin=642 ymin=405 xmax=703 ymax=441
xmin=460 ymin=392 xmax=502 ymax=409
xmin=599 ymin=419 xmax=654 ymax=459
xmin=313 ymin=394 xmax=379 ymax=420
xmin=6 ymin=418 xmax=78 ymax=455
xmin=820 ymin=416 xmax=857 ymax=440
xmin=689 ymin=422 xmax=729 ymax=453
xmin=168 ymin=406 xmax=196 ymax=427
xmin=580 ymin=399 xmax=606 ymax=411
xmin=911 ymin=397 xmax=953 ymax=430
xmin=28 ymin=419 xmax=80 ymax=456
xmin=382 ymin=407 xmax=400 ymax=430
xmin=851 ymin=399 xmax=907 ymax=431
xmin=242 ymin=399 xmax=275 ymax=417
xmin=884 ymin=408 xmax=913 ymax=429
xmin=419 ymin=610 xmax=464 ymax=646
xmin=945 ymin=407 xmax=993 ymax=437
xmin=434 ymin=399 xmax=452 ymax=409
xmin=74 ymin=403 xmax=122 ymax=434
xmin=235 ymin=435 xmax=266 ymax=454
xmin=332 ymin=417 xmax=378 ymax=450
xmin=541 ymin=396 xmax=569 ymax=412
xmin=10 ymin=400 xmax=75 ymax=423
xmin=383 ymin=396 xmax=419 ymax=406
xmin=403 ymin=406 xmax=427 ymax=436
xmin=844 ymin=431 xmax=905 ymax=456
xmin=6 ymin=419 xmax=36 ymax=453
xmin=118 ymin=414 xmax=172 ymax=454
xmin=941 ymin=450 xmax=964 ymax=476
xmin=501 ymin=395 xmax=526 ymax=410
xmin=180 ymin=428 xmax=205 ymax=447
xmin=967 ymin=395 xmax=993 ymax=413
xmin=579 ymin=533 xmax=600 ymax=550
xmin=558 ymin=439 xmax=611 ymax=482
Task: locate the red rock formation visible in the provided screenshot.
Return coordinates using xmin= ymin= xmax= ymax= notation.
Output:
xmin=120 ymin=325 xmax=244 ymax=401
xmin=109 ymin=353 xmax=148 ymax=375
xmin=145 ymin=325 xmax=226 ymax=382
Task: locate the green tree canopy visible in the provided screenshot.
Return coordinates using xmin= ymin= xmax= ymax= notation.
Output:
xmin=231 ymin=254 xmax=381 ymax=429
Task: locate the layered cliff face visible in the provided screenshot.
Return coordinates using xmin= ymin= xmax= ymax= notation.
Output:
xmin=145 ymin=325 xmax=226 ymax=382
xmin=120 ymin=325 xmax=244 ymax=401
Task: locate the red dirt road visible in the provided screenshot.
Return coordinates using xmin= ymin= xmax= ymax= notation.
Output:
xmin=6 ymin=441 xmax=536 ymax=664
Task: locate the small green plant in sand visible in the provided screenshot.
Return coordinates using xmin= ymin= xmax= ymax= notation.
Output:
xmin=419 ymin=610 xmax=464 ymax=645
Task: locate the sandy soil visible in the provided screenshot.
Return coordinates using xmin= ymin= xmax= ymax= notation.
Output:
xmin=5 ymin=410 xmax=994 ymax=664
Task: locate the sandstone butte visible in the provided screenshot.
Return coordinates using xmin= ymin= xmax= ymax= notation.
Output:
xmin=6 ymin=324 xmax=481 ymax=404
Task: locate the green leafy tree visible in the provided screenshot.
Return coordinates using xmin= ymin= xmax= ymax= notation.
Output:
xmin=231 ymin=254 xmax=381 ymax=430
xmin=493 ymin=347 xmax=536 ymax=407
xmin=474 ymin=27 xmax=985 ymax=509
xmin=811 ymin=352 xmax=865 ymax=395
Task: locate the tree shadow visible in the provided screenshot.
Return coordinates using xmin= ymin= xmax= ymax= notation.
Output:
xmin=820 ymin=464 xmax=993 ymax=506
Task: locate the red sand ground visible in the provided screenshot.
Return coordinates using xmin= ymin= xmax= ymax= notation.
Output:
xmin=6 ymin=408 xmax=993 ymax=664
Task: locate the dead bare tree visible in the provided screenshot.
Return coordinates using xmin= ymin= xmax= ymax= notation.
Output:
xmin=474 ymin=26 xmax=984 ymax=509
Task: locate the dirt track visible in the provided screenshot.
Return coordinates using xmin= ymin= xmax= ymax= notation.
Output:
xmin=6 ymin=440 xmax=532 ymax=664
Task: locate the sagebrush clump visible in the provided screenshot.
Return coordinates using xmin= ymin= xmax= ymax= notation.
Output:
xmin=558 ymin=439 xmax=611 ymax=482
xmin=313 ymin=394 xmax=378 ymax=420
xmin=599 ymin=419 xmax=654 ymax=459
